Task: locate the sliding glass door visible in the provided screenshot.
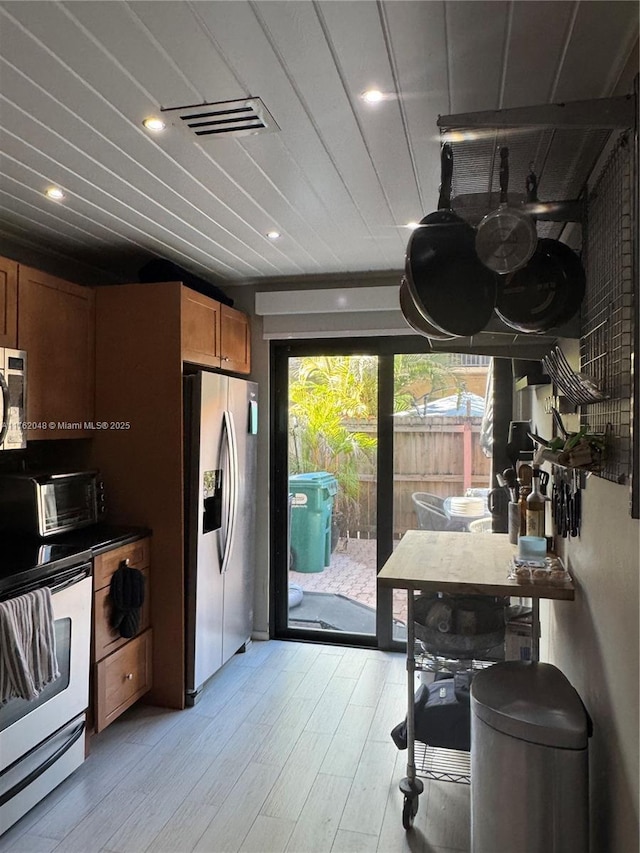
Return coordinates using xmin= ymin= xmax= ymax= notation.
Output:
xmin=271 ymin=339 xmax=497 ymax=649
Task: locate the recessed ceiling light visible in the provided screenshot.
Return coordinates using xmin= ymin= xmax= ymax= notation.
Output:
xmin=45 ymin=187 xmax=65 ymax=201
xmin=406 ymin=221 xmax=420 ymax=230
xmin=142 ymin=117 xmax=166 ymax=132
xmin=362 ymin=89 xmax=384 ymax=104
xmin=266 ymin=230 xmax=281 ymax=240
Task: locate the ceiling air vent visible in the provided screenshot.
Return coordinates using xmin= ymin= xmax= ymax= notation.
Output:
xmin=161 ymin=97 xmax=278 ymax=139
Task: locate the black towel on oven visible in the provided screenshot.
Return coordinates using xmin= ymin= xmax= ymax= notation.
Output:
xmin=109 ymin=564 xmax=145 ymax=639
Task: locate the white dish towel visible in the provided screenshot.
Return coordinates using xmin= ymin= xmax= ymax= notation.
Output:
xmin=0 ymin=587 xmax=59 ymax=704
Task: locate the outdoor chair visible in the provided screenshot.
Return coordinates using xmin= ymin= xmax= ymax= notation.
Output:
xmin=412 ymin=492 xmax=445 ymax=511
xmin=412 ymin=493 xmax=451 ymax=531
xmin=468 ymin=517 xmax=493 ymax=534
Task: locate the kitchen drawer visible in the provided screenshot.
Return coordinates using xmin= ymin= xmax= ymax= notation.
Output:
xmin=93 ymin=537 xmax=150 ymax=591
xmin=93 ymin=567 xmax=150 ymax=663
xmin=95 ymin=629 xmax=152 ymax=732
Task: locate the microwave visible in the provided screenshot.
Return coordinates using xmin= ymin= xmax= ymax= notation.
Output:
xmin=0 ymin=471 xmax=105 ymax=537
xmin=0 ymin=348 xmax=27 ymax=451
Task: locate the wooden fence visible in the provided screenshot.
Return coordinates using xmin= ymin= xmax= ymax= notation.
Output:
xmin=341 ymin=415 xmax=491 ymax=538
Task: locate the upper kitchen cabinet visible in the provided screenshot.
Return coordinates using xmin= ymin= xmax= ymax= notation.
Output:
xmin=180 ymin=286 xmax=250 ymax=374
xmin=0 ymin=257 xmax=18 ymax=348
xmin=17 ymin=266 xmax=95 ymax=440
xmin=180 ymin=287 xmax=221 ymax=370
xmin=220 ymin=303 xmax=251 ymax=375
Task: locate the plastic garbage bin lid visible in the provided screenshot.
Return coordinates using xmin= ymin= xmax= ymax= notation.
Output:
xmin=289 ymin=472 xmax=338 ymax=495
xmin=470 ymin=661 xmax=588 ymax=749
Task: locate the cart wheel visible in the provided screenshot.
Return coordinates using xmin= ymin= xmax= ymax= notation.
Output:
xmin=402 ymin=795 xmax=418 ymax=830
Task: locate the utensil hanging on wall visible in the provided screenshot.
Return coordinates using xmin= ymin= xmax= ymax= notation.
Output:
xmin=542 ymin=346 xmax=607 ymax=405
xmin=404 ymin=143 xmax=498 ymax=337
xmin=494 ymin=238 xmax=586 ymax=333
xmin=475 ymin=147 xmax=538 ymax=275
xmin=506 ymin=420 xmax=534 ymax=471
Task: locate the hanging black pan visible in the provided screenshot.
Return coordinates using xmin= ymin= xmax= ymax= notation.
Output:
xmin=404 ymin=144 xmax=498 ymax=337
xmin=399 ymin=277 xmax=459 ymax=340
xmin=494 ymin=238 xmax=586 ymax=333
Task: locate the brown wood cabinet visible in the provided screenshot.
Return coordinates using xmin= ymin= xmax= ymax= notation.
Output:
xmin=180 ymin=286 xmax=251 ymax=374
xmin=92 ymin=282 xmax=252 ymax=709
xmin=92 ymin=537 xmax=152 ymax=732
xmin=181 ymin=287 xmax=221 ymax=369
xmin=0 ymin=256 xmax=18 ymax=347
xmin=95 ymin=630 xmax=153 ymax=733
xmin=17 ymin=265 xmax=94 ymax=439
xmin=220 ymin=303 xmax=251 ymax=374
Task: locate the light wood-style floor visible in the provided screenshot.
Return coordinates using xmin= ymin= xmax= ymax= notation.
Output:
xmin=0 ymin=641 xmax=470 ymax=853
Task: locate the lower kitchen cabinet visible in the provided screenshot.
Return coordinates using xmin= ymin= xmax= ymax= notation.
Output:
xmin=92 ymin=537 xmax=152 ymax=732
xmin=95 ymin=629 xmax=153 ymax=732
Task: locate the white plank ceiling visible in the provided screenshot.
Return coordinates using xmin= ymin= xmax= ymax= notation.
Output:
xmin=0 ymin=1 xmax=637 ymax=286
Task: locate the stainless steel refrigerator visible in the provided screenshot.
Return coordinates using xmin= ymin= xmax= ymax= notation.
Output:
xmin=184 ymin=371 xmax=258 ymax=705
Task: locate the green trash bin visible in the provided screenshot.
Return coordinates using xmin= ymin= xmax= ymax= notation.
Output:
xmin=289 ymin=472 xmax=338 ymax=573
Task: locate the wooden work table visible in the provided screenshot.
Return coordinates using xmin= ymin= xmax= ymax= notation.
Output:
xmin=378 ymin=529 xmax=575 ymax=601
xmin=379 ymin=529 xmax=574 ymax=662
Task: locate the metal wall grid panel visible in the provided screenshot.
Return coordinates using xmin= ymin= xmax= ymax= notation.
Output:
xmin=581 ymin=132 xmax=635 ymax=485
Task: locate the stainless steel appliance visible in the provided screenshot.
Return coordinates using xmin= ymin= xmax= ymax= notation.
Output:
xmin=0 ymin=471 xmax=105 ymax=537
xmin=0 ymin=544 xmax=92 ymax=834
xmin=0 ymin=348 xmax=27 ymax=451
xmin=184 ymin=371 xmax=258 ymax=705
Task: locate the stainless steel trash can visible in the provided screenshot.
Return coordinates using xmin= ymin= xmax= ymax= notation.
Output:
xmin=470 ymin=661 xmax=590 ymax=853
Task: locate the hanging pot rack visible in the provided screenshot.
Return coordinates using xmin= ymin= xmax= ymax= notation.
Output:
xmin=436 ymin=94 xmax=635 ymax=236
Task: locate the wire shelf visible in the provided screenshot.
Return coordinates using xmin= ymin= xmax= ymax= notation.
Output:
xmin=415 ymin=649 xmax=498 ymax=675
xmin=581 ymin=132 xmax=635 ymax=485
xmin=414 ymin=742 xmax=471 ymax=784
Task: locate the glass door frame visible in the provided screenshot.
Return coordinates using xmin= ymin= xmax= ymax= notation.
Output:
xmin=270 ymin=337 xmax=511 ymax=651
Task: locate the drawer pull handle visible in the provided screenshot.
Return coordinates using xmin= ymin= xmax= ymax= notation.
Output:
xmin=125 ymin=673 xmax=134 ymax=680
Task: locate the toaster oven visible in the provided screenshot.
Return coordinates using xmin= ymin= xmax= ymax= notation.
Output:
xmin=0 ymin=470 xmax=105 ymax=537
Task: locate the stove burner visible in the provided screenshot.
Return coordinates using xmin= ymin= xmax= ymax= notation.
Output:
xmin=0 ymin=538 xmax=92 ymax=599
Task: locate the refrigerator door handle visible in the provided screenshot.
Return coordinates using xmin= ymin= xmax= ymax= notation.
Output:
xmin=220 ymin=410 xmax=239 ymax=574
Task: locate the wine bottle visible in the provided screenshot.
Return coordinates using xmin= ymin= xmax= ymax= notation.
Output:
xmin=526 ymin=465 xmax=546 ymax=538
xmin=519 ymin=485 xmax=530 ymax=537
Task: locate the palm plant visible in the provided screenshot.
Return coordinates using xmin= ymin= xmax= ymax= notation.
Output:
xmin=289 ymin=357 xmax=377 ymax=533
xmin=288 ymin=354 xmax=462 ymax=535
xmin=393 ymin=353 xmax=466 ymax=414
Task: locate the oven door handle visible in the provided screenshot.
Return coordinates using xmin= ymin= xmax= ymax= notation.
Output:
xmin=0 ymin=371 xmax=9 ymax=447
xmin=0 ymin=718 xmax=85 ymax=807
xmin=50 ymin=569 xmax=91 ymax=594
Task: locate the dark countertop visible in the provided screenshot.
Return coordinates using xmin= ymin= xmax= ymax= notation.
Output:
xmin=49 ymin=523 xmax=152 ymax=555
xmin=0 ymin=524 xmax=151 ymax=597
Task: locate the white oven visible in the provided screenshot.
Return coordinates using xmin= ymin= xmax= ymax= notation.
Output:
xmin=0 ymin=562 xmax=92 ymax=835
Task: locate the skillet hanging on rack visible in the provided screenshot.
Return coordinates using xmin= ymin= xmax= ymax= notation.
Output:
xmin=399 ymin=277 xmax=459 ymax=341
xmin=493 ymin=168 xmax=585 ymax=333
xmin=494 ymin=238 xmax=586 ymax=333
xmin=404 ymin=143 xmax=498 ymax=338
xmin=475 ymin=147 xmax=538 ymax=275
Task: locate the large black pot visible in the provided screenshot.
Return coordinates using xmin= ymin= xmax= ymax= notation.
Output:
xmin=399 ymin=277 xmax=459 ymax=341
xmin=495 ymin=239 xmax=586 ymax=333
xmin=404 ymin=144 xmax=498 ymax=337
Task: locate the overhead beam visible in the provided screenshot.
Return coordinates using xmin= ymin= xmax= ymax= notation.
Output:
xmin=438 ymin=95 xmax=635 ymax=131
xmin=451 ymin=194 xmax=584 ymax=223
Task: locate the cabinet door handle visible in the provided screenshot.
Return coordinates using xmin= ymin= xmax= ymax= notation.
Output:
xmin=125 ymin=673 xmax=134 ymax=680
